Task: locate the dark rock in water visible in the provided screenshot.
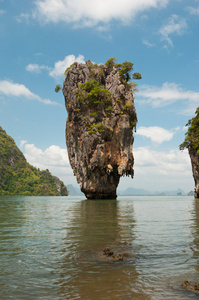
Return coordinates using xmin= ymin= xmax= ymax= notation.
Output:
xmin=102 ymin=242 xmax=132 ymax=262
xmin=180 ymin=107 xmax=199 ymax=198
xmin=63 ymin=59 xmax=138 ymax=199
xmin=182 ymin=281 xmax=199 ymax=294
xmin=112 ymin=253 xmax=123 ymax=262
xmin=103 ymin=248 xmax=114 ymax=257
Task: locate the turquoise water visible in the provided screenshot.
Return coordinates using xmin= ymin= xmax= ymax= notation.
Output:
xmin=0 ymin=195 xmax=199 ymax=299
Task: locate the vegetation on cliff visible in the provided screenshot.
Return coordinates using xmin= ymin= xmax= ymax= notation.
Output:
xmin=0 ymin=126 xmax=68 ymax=196
xmin=180 ymin=108 xmax=199 ymax=153
xmin=62 ymin=58 xmax=140 ymax=199
xmin=180 ymin=108 xmax=199 ymax=198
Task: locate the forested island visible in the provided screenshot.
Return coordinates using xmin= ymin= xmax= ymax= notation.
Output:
xmin=0 ymin=126 xmax=68 ymax=196
xmin=180 ymin=107 xmax=199 ymax=198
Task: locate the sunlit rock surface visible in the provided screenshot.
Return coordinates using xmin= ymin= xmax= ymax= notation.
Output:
xmin=63 ymin=60 xmax=137 ymax=199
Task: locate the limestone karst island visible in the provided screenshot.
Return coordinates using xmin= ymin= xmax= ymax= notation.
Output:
xmin=0 ymin=126 xmax=68 ymax=196
xmin=180 ymin=107 xmax=199 ymax=198
xmin=61 ymin=58 xmax=141 ymax=199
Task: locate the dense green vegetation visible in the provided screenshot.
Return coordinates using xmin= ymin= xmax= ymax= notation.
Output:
xmin=76 ymin=79 xmax=112 ymax=107
xmin=179 ymin=108 xmax=199 ymax=155
xmin=105 ymin=57 xmax=142 ymax=82
xmin=0 ymin=126 xmax=68 ymax=196
xmin=55 ymin=57 xmax=142 ymax=93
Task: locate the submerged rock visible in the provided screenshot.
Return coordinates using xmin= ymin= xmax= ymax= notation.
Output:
xmin=182 ymin=281 xmax=199 ymax=294
xmin=103 ymin=248 xmax=114 ymax=257
xmin=102 ymin=248 xmax=123 ymax=262
xmin=112 ymin=253 xmax=124 ymax=262
xmin=62 ymin=59 xmax=138 ymax=199
xmin=180 ymin=107 xmax=199 ymax=198
xmin=102 ymin=242 xmax=132 ymax=262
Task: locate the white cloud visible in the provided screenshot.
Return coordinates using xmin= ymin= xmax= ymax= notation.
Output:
xmin=125 ymin=146 xmax=193 ymax=191
xmin=26 ymin=63 xmax=50 ymax=73
xmin=138 ymin=82 xmax=199 ymax=114
xmin=20 ymin=141 xmax=193 ymax=192
xmin=0 ymin=80 xmax=59 ymax=105
xmin=33 ymin=0 xmax=169 ymax=27
xmin=21 ymin=142 xmax=74 ymax=183
xmin=136 ymin=126 xmax=174 ymax=143
xmin=26 ymin=54 xmax=85 ymax=79
xmin=0 ymin=80 xmax=34 ymax=98
xmin=159 ymin=14 xmax=187 ymax=46
xmin=187 ymin=6 xmax=199 ymax=15
xmin=135 ymin=147 xmax=192 ymax=176
xmin=134 ymin=147 xmax=190 ymax=170
xmin=142 ymin=39 xmax=154 ymax=48
xmin=49 ymin=54 xmax=85 ymax=79
xmin=20 ymin=140 xmax=28 ymax=148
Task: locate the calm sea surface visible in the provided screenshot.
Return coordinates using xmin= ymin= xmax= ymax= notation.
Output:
xmin=0 ymin=195 xmax=199 ymax=299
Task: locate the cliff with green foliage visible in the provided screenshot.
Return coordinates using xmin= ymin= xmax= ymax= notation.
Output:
xmin=62 ymin=58 xmax=140 ymax=199
xmin=180 ymin=107 xmax=199 ymax=198
xmin=0 ymin=126 xmax=68 ymax=196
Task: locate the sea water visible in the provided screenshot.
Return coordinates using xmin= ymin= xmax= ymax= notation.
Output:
xmin=0 ymin=195 xmax=199 ymax=299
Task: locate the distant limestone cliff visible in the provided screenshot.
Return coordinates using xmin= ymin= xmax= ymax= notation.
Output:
xmin=62 ymin=58 xmax=140 ymax=199
xmin=0 ymin=126 xmax=68 ymax=196
xmin=180 ymin=107 xmax=199 ymax=198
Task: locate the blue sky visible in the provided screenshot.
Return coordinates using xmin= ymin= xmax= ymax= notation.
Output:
xmin=0 ymin=0 xmax=199 ymax=193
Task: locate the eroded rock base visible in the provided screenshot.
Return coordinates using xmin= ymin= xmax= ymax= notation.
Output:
xmin=85 ymin=192 xmax=117 ymax=200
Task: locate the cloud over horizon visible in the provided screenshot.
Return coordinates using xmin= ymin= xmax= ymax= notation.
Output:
xmin=20 ymin=141 xmax=193 ymax=192
xmin=128 ymin=146 xmax=193 ymax=191
xmin=20 ymin=141 xmax=73 ymax=183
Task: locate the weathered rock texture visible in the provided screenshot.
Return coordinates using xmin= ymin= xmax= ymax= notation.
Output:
xmin=189 ymin=149 xmax=199 ymax=198
xmin=189 ymin=147 xmax=199 ymax=198
xmin=180 ymin=107 xmax=199 ymax=198
xmin=63 ymin=60 xmax=137 ymax=199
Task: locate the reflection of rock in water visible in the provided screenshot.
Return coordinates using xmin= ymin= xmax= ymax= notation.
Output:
xmin=181 ymin=199 xmax=199 ymax=293
xmin=54 ymin=199 xmax=151 ymax=299
xmin=190 ymin=199 xmax=199 ymax=272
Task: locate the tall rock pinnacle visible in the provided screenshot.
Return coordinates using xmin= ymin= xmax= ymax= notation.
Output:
xmin=62 ymin=59 xmax=138 ymax=199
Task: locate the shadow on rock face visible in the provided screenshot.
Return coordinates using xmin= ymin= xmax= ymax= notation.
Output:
xmin=63 ymin=59 xmax=137 ymax=199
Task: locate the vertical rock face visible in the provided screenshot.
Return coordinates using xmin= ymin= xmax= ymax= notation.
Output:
xmin=180 ymin=107 xmax=199 ymax=198
xmin=63 ymin=60 xmax=137 ymax=199
xmin=189 ymin=148 xmax=199 ymax=198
